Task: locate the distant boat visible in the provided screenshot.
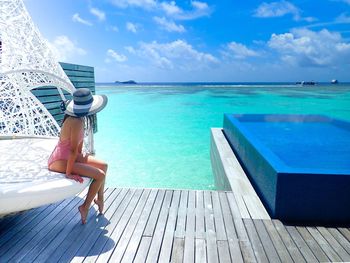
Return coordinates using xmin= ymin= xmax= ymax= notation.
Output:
xmin=331 ymin=79 xmax=338 ymax=84
xmin=115 ymin=80 xmax=137 ymax=84
xmin=296 ymin=81 xmax=316 ymax=86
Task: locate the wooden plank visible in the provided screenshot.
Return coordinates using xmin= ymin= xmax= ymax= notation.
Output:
xmin=226 ymin=192 xmax=242 ymax=219
xmin=263 ymin=220 xmax=293 ymax=263
xmin=306 ymin=226 xmax=342 ymax=262
xmin=0 ymin=196 xmax=78 ymax=260
xmin=63 ymin=70 xmax=94 ymax=77
xmin=195 ymin=190 xmax=205 ymax=239
xmin=44 ymin=101 xmax=62 ymax=110
xmin=217 ymin=240 xmax=232 ymax=263
xmin=211 ymin=191 xmax=227 ymax=241
xmin=195 ymin=238 xmax=207 ymax=263
xmin=95 ymin=189 xmax=144 ymax=263
xmin=56 ymin=188 xmax=133 ymax=263
xmin=145 ymin=190 xmax=173 ymax=263
xmin=70 ymin=82 xmax=95 ymax=88
xmin=31 ymin=87 xmax=70 ymax=98
xmin=338 ymin=228 xmax=350 ymax=242
xmin=121 ymin=189 xmax=158 ymax=263
xmin=234 ymin=193 xmax=250 ymax=219
xmin=68 ymin=76 xmax=95 ymax=82
xmin=218 ymin=192 xmax=237 ymax=240
xmin=183 ymin=190 xmax=196 ymax=263
xmin=218 ymin=193 xmax=244 ymax=262
xmin=254 ymin=220 xmax=281 ymax=263
xmin=238 ymin=241 xmax=256 ymax=263
xmin=204 ymin=191 xmax=219 ymax=263
xmin=317 ymin=227 xmax=350 ymax=261
xmin=171 ymin=238 xmax=185 ymax=263
xmin=174 ymin=190 xmax=188 ymax=238
xmin=133 ymin=236 xmax=152 ymax=263
xmin=36 ymin=95 xmax=62 ymax=104
xmin=243 ymin=218 xmax=268 ymax=263
xmin=272 ymin=220 xmax=306 ymax=263
xmin=328 ymin=228 xmax=350 ymax=254
xmin=60 ymin=62 xmax=94 ymax=72
xmin=295 ymin=226 xmax=329 ymax=262
xmin=108 ymin=189 xmax=151 ymax=263
xmin=158 ymin=190 xmax=181 ymax=262
xmin=143 ymin=190 xmax=166 ymax=237
xmin=227 ymin=239 xmax=244 ymax=263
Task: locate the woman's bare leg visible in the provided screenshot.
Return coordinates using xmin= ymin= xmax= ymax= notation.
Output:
xmin=76 ymin=154 xmax=108 ymax=214
xmin=49 ymin=160 xmax=105 ymax=224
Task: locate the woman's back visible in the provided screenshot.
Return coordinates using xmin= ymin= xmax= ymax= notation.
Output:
xmin=60 ymin=116 xmax=84 ymax=143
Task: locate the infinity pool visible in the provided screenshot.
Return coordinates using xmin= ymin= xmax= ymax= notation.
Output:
xmin=223 ymin=114 xmax=350 ymax=223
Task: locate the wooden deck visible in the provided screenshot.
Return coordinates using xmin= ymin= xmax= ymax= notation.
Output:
xmin=1 ymin=187 xmax=350 ymax=262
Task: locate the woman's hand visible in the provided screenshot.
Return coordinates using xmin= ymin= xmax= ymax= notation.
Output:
xmin=66 ymin=174 xmax=84 ymax=183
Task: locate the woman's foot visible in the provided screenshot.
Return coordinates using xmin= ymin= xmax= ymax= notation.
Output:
xmin=94 ymin=198 xmax=104 ymax=214
xmin=78 ymin=205 xmax=88 ymax=224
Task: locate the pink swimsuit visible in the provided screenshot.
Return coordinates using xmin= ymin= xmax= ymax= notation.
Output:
xmin=48 ymin=130 xmax=84 ymax=167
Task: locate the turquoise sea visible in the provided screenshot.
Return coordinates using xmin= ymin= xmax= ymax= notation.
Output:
xmin=94 ymin=83 xmax=350 ymax=190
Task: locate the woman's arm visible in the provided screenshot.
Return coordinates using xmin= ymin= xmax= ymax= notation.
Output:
xmin=66 ymin=118 xmax=83 ymax=178
xmin=78 ymin=140 xmax=83 ymax=154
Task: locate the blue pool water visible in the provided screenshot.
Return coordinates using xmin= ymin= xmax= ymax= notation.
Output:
xmin=242 ymin=117 xmax=350 ymax=171
xmin=94 ymin=83 xmax=350 ymax=190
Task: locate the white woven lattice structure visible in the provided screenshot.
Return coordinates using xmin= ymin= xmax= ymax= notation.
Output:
xmin=0 ymin=0 xmax=75 ymax=138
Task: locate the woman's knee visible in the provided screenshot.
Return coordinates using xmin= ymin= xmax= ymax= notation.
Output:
xmin=103 ymin=162 xmax=108 ymax=173
xmin=96 ymin=169 xmax=106 ymax=181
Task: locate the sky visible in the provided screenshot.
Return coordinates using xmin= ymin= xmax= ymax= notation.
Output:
xmin=25 ymin=0 xmax=350 ymax=82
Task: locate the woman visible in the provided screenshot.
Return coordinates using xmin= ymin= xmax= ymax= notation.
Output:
xmin=48 ymin=88 xmax=108 ymax=224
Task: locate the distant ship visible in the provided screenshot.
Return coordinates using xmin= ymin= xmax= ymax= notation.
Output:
xmin=331 ymin=79 xmax=338 ymax=84
xmin=115 ymin=80 xmax=137 ymax=84
xmin=296 ymin=81 xmax=317 ymax=86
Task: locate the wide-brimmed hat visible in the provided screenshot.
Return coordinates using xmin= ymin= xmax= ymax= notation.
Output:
xmin=64 ymin=88 xmax=108 ymax=117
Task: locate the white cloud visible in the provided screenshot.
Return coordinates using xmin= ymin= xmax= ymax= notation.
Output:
xmin=90 ymin=7 xmax=106 ymax=21
xmin=153 ymin=16 xmax=185 ymax=32
xmin=254 ymin=1 xmax=315 ymax=22
xmin=226 ymin=42 xmax=260 ymax=59
xmin=192 ymin=1 xmax=209 ymax=10
xmin=161 ymin=1 xmax=212 ymax=20
xmin=106 ymin=49 xmax=127 ymax=62
xmin=336 ymin=13 xmax=350 ymax=23
xmin=72 ymin=13 xmax=93 ymax=26
xmin=48 ymin=35 xmax=86 ymax=61
xmin=108 ymin=0 xmax=211 ymax=20
xmin=106 ymin=25 xmax=119 ymax=32
xmin=268 ymin=28 xmax=350 ymax=67
xmin=161 ymin=1 xmax=182 ymax=16
xmin=125 ymin=46 xmax=136 ymax=54
xmin=305 ymin=13 xmax=350 ymax=29
xmin=129 ymin=40 xmax=218 ymax=70
xmin=126 ymin=22 xmax=137 ymax=33
xmin=109 ymin=0 xmax=156 ymax=9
